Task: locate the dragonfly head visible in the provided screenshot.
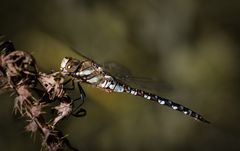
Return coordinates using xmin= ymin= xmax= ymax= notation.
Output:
xmin=60 ymin=57 xmax=81 ymax=76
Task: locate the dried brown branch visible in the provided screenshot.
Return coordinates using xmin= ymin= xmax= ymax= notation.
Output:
xmin=0 ymin=40 xmax=83 ymax=151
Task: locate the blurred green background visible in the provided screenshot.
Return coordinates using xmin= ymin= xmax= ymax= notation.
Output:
xmin=0 ymin=0 xmax=240 ymax=150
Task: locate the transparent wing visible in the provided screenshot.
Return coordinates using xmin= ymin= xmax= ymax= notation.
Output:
xmin=102 ymin=61 xmax=172 ymax=92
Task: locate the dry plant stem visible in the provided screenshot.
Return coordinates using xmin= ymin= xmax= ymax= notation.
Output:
xmin=0 ymin=41 xmax=81 ymax=151
xmin=15 ymin=85 xmax=61 ymax=150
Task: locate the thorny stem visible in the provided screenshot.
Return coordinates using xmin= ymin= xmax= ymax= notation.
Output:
xmin=0 ymin=40 xmax=83 ymax=151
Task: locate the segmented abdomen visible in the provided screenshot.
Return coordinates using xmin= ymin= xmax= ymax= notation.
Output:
xmin=122 ymin=85 xmax=209 ymax=123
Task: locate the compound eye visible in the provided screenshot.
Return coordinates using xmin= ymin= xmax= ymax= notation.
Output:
xmin=67 ymin=65 xmax=72 ymax=69
xmin=60 ymin=57 xmax=80 ymax=73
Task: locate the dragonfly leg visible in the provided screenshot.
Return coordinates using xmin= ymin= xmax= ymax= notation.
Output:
xmin=77 ymin=82 xmax=86 ymax=100
xmin=71 ymin=83 xmax=86 ymax=117
xmin=72 ymin=108 xmax=87 ymax=117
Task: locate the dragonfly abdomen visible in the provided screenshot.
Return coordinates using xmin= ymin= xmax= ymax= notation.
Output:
xmin=122 ymin=84 xmax=210 ymax=123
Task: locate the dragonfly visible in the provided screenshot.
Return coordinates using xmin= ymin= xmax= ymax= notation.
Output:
xmin=60 ymin=54 xmax=210 ymax=124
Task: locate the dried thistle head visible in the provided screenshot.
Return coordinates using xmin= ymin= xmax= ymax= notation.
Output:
xmin=14 ymin=85 xmax=32 ymax=114
xmin=27 ymin=102 xmax=45 ymax=118
xmin=0 ymin=67 xmax=10 ymax=91
xmin=41 ymin=126 xmax=66 ymax=151
xmin=3 ymin=50 xmax=38 ymax=77
xmin=52 ymin=97 xmax=73 ymax=126
xmin=25 ymin=119 xmax=39 ymax=134
xmin=0 ymin=40 xmax=15 ymax=56
xmin=0 ymin=39 xmax=84 ymax=151
xmin=38 ymin=72 xmax=65 ymax=100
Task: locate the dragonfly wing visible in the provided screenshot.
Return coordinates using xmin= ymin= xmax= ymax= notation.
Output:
xmin=102 ymin=61 xmax=132 ymax=79
xmin=102 ymin=61 xmax=173 ymax=92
